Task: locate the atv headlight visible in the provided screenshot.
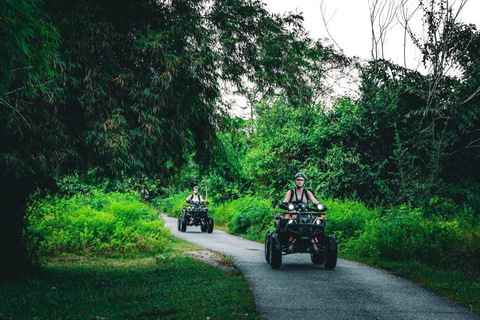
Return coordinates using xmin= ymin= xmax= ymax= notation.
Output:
xmin=288 ymin=203 xmax=295 ymax=211
xmin=316 ymin=203 xmax=326 ymax=211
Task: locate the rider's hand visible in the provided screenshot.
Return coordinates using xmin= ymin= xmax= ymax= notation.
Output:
xmin=279 ymin=202 xmax=289 ymax=210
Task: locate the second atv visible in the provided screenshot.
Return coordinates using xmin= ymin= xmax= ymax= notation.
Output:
xmin=178 ymin=200 xmax=214 ymax=233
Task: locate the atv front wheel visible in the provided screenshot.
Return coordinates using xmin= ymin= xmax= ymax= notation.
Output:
xmin=177 ymin=216 xmax=182 ymax=231
xmin=269 ymin=236 xmax=282 ymax=269
xmin=324 ymin=235 xmax=337 ymax=270
xmin=265 ymin=231 xmax=272 ymax=263
xmin=207 ymin=217 xmax=214 ymax=233
xmin=180 ymin=217 xmax=187 ymax=232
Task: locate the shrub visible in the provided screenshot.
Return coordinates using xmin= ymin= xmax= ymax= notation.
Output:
xmin=323 ymin=199 xmax=380 ymax=245
xmin=343 ymin=205 xmax=480 ymax=275
xmin=210 ymin=201 xmax=236 ymax=227
xmin=28 ymin=190 xmax=171 ymax=257
xmin=152 ymin=191 xmax=191 ymax=217
xmin=347 ymin=207 xmax=432 ymax=260
xmin=227 ymin=196 xmax=274 ymax=241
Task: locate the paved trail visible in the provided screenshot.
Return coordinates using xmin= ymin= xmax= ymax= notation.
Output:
xmin=161 ymin=214 xmax=479 ymax=320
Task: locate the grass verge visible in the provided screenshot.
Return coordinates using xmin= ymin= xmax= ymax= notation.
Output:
xmin=340 ymin=254 xmax=480 ymax=313
xmin=0 ymin=238 xmax=259 ymax=320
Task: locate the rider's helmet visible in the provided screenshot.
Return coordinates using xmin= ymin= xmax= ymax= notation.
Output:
xmin=193 ymin=186 xmax=199 ymax=191
xmin=294 ymin=172 xmax=307 ymax=181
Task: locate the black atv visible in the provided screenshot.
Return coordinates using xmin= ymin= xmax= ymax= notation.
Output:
xmin=177 ymin=200 xmax=214 ymax=233
xmin=265 ymin=202 xmax=337 ymax=269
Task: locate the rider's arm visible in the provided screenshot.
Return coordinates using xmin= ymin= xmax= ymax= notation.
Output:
xmin=282 ymin=190 xmax=291 ymax=203
xmin=307 ymin=190 xmax=320 ymax=205
xmin=199 ymin=195 xmax=205 ymax=202
xmin=186 ymin=194 xmax=192 ymax=201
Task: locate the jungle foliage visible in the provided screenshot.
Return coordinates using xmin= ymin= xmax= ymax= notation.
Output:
xmin=2 ymin=0 xmax=480 ymax=289
xmin=27 ymin=190 xmax=170 ymax=257
xmin=1 ymin=0 xmax=334 ymax=279
xmin=155 ymin=0 xmax=480 ymax=282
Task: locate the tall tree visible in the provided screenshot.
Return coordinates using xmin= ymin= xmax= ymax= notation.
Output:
xmin=1 ymin=0 xmax=62 ymax=280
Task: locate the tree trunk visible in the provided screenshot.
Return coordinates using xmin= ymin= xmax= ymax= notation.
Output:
xmin=0 ymin=175 xmax=37 ymax=281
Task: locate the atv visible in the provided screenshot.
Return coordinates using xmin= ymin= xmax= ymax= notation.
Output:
xmin=265 ymin=202 xmax=337 ymax=269
xmin=177 ymin=200 xmax=214 ymax=233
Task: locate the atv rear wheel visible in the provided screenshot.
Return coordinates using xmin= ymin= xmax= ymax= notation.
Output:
xmin=324 ymin=235 xmax=337 ymax=270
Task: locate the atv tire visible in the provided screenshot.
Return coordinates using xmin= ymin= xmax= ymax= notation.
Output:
xmin=269 ymin=236 xmax=282 ymax=269
xmin=265 ymin=231 xmax=272 ymax=263
xmin=180 ymin=217 xmax=187 ymax=233
xmin=207 ymin=217 xmax=214 ymax=233
xmin=324 ymin=235 xmax=337 ymax=270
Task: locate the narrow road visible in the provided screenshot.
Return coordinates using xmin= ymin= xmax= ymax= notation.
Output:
xmin=161 ymin=214 xmax=479 ymax=320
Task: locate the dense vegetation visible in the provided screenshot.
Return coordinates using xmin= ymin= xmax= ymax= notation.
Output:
xmin=154 ymin=0 xmax=480 ymax=311
xmin=1 ymin=0 xmax=335 ymax=279
xmin=28 ymin=190 xmax=170 ymax=257
xmin=1 ymin=0 xmax=479 ymax=312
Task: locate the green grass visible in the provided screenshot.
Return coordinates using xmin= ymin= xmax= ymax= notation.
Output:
xmin=0 ymin=238 xmax=259 ymax=320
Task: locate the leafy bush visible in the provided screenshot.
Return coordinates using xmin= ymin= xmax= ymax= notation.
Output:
xmin=323 ymin=199 xmax=380 ymax=245
xmin=343 ymin=206 xmax=480 ymax=275
xmin=210 ymin=201 xmax=236 ymax=227
xmin=28 ymin=190 xmax=171 ymax=257
xmin=214 ymin=196 xmax=274 ymax=241
xmin=152 ymin=191 xmax=191 ymax=217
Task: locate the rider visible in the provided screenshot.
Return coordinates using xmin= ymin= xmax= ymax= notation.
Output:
xmin=139 ymin=182 xmax=150 ymax=203
xmin=282 ymin=172 xmax=320 ymax=206
xmin=186 ymin=186 xmax=204 ymax=202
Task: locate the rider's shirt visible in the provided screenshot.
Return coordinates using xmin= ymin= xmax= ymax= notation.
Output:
xmin=191 ymin=194 xmax=201 ymax=201
xmin=290 ymin=188 xmax=309 ymax=204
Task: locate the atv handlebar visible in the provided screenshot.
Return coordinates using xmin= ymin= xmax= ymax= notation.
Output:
xmin=186 ymin=200 xmax=209 ymax=205
xmin=279 ymin=202 xmax=289 ymax=210
xmin=279 ymin=202 xmax=327 ymax=212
